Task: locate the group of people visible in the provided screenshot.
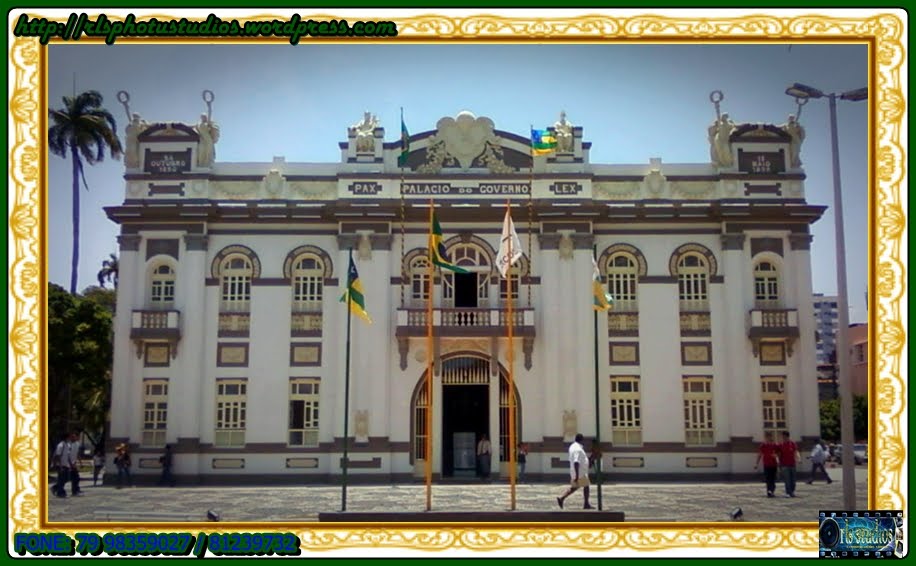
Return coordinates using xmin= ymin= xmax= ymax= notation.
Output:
xmin=51 ymin=434 xmax=176 ymax=494
xmin=755 ymin=431 xmax=832 ymax=498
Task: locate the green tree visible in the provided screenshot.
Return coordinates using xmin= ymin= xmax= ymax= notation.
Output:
xmin=96 ymin=252 xmax=119 ymax=289
xmin=819 ymin=398 xmax=840 ymax=441
xmin=48 ymin=91 xmax=122 ymax=294
xmin=853 ymin=394 xmax=868 ymax=441
xmin=819 ymin=395 xmax=869 ymax=443
xmin=48 ymin=283 xmax=114 ymax=451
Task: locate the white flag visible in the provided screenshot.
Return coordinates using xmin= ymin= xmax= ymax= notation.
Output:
xmin=496 ymin=207 xmax=523 ymax=279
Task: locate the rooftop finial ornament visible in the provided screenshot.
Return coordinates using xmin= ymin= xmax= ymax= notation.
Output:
xmin=202 ymin=89 xmax=215 ymax=121
xmin=709 ymin=90 xmax=724 ymax=122
xmin=116 ymin=90 xmax=131 ymax=121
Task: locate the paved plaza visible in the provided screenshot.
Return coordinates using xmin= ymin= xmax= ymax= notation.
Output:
xmin=49 ymin=467 xmax=868 ymax=524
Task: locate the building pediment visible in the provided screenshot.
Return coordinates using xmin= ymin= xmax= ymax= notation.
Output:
xmin=138 ymin=122 xmax=200 ymax=142
xmin=729 ymin=123 xmax=791 ymax=143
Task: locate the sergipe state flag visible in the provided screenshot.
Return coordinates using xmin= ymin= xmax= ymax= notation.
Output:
xmin=429 ymin=210 xmax=469 ymax=274
xmin=592 ymin=256 xmax=614 ymax=312
xmin=340 ymin=255 xmax=372 ymax=323
xmin=531 ymin=128 xmax=558 ymax=155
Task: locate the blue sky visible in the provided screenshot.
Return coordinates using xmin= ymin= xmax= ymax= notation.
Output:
xmin=47 ymin=43 xmax=868 ymax=322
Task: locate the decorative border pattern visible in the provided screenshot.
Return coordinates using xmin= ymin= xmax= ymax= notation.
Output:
xmin=8 ymin=8 xmax=905 ymax=558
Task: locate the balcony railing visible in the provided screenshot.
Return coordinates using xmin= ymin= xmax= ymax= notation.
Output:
xmin=218 ymin=312 xmax=250 ymax=336
xmin=396 ymin=307 xmax=535 ymax=337
xmin=748 ymin=308 xmax=800 ymax=338
xmin=130 ymin=310 xmax=181 ymax=340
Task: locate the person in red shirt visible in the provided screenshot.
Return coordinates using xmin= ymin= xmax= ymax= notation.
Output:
xmin=778 ymin=431 xmax=801 ymax=497
xmin=754 ymin=432 xmax=781 ymax=497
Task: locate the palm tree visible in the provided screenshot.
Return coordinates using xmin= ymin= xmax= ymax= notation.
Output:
xmin=97 ymin=252 xmax=119 ymax=289
xmin=48 ymin=91 xmax=123 ymax=294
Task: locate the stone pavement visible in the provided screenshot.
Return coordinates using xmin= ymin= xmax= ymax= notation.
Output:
xmin=49 ymin=467 xmax=868 ymax=524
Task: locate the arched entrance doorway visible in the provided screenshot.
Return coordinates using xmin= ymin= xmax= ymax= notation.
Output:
xmin=410 ymin=353 xmax=521 ymax=478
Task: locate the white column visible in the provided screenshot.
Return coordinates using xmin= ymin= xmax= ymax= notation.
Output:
xmin=175 ymin=235 xmax=207 ymax=465
xmin=573 ymin=236 xmax=596 ymax=438
xmin=110 ymin=234 xmax=141 ymax=444
xmin=356 ymin=236 xmax=392 ymax=444
xmin=538 ymin=235 xmax=563 ymax=440
xmin=719 ymin=234 xmax=753 ymax=439
xmin=790 ymin=234 xmax=820 ymax=437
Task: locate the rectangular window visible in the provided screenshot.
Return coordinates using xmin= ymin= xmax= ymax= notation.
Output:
xmin=150 ymin=280 xmax=175 ymax=305
xmin=221 ymin=276 xmax=251 ymax=312
xmin=761 ymin=376 xmax=787 ymax=438
xmin=609 ymin=376 xmax=642 ymax=446
xmin=852 ymin=344 xmax=866 ymax=364
xmin=499 ymin=278 xmax=519 ymax=302
xmin=678 ymin=274 xmax=709 ymax=312
xmin=142 ymin=379 xmax=168 ymax=447
xmin=215 ymin=379 xmax=247 ymax=447
xmin=288 ymin=378 xmax=320 ymax=447
xmin=683 ymin=376 xmax=714 ymax=446
xmin=293 ymin=276 xmax=323 ymax=312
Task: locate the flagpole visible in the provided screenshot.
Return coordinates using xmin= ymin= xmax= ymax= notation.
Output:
xmin=592 ymin=244 xmax=603 ymax=510
xmin=425 ymin=198 xmax=434 ymax=511
xmin=506 ymin=199 xmax=517 ymax=511
xmin=527 ymin=125 xmax=534 ymax=309
xmin=399 ymin=107 xmax=406 ymax=308
xmin=341 ymin=248 xmax=354 ymax=512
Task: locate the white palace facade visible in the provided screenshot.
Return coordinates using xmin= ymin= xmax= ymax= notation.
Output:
xmin=106 ymin=109 xmax=824 ymax=482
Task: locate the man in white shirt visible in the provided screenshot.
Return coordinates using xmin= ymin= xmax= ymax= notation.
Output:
xmin=51 ymin=433 xmax=70 ymax=497
xmin=557 ymin=433 xmax=593 ymax=509
xmin=64 ymin=431 xmax=84 ymax=496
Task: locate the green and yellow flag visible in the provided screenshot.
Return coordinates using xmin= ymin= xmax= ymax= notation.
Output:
xmin=429 ymin=211 xmax=469 ymax=274
xmin=593 ymin=256 xmax=614 ymax=312
xmin=398 ymin=109 xmax=410 ymax=167
xmin=340 ymin=255 xmax=372 ymax=323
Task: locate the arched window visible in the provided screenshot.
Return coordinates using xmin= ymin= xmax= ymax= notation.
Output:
xmin=677 ymin=253 xmax=709 ymax=312
xmin=498 ymin=264 xmax=521 ymax=304
xmin=409 ymin=256 xmax=431 ymax=307
xmin=442 ymin=243 xmax=491 ymax=307
xmin=753 ymin=261 xmax=780 ymax=309
xmin=220 ymin=256 xmax=252 ymax=313
xmin=149 ymin=264 xmax=176 ymax=308
xmin=292 ymin=255 xmax=324 ymax=312
xmin=607 ymin=253 xmax=639 ymax=312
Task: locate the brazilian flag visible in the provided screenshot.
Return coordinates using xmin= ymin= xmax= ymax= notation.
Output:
xmin=340 ymin=255 xmax=372 ymax=323
xmin=429 ymin=211 xmax=469 ymax=274
xmin=398 ymin=110 xmax=410 ymax=167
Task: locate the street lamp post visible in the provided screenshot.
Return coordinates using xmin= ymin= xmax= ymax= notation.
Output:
xmin=785 ymin=82 xmax=866 ymax=511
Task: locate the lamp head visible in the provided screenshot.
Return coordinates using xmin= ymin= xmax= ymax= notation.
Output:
xmin=785 ymin=83 xmax=824 ymax=100
xmin=840 ymin=87 xmax=868 ymax=102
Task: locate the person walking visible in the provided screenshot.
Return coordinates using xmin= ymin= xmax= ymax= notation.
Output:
xmin=806 ymin=440 xmax=833 ymax=484
xmin=92 ymin=448 xmax=105 ymax=486
xmin=754 ymin=431 xmax=781 ymax=497
xmin=51 ymin=433 xmax=70 ymax=498
xmin=517 ymin=443 xmax=528 ymax=482
xmin=778 ymin=431 xmax=800 ymax=497
xmin=114 ymin=444 xmax=133 ymax=488
xmin=65 ymin=431 xmax=84 ymax=496
xmin=557 ymin=433 xmax=593 ymax=510
xmin=476 ymin=434 xmax=492 ymax=480
xmin=159 ymin=444 xmax=176 ymax=487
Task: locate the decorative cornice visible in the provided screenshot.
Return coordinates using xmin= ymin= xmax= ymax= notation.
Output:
xmin=720 ymin=233 xmax=745 ymax=251
xmin=117 ymin=234 xmax=142 ymax=251
xmin=789 ymin=233 xmax=814 ymax=250
xmin=183 ymin=234 xmax=209 ymax=251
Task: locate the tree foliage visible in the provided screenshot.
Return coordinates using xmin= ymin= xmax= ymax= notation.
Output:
xmin=48 ymin=283 xmax=114 ymax=450
xmin=819 ymin=394 xmax=868 ymax=442
xmin=48 ymin=90 xmax=122 ymax=293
